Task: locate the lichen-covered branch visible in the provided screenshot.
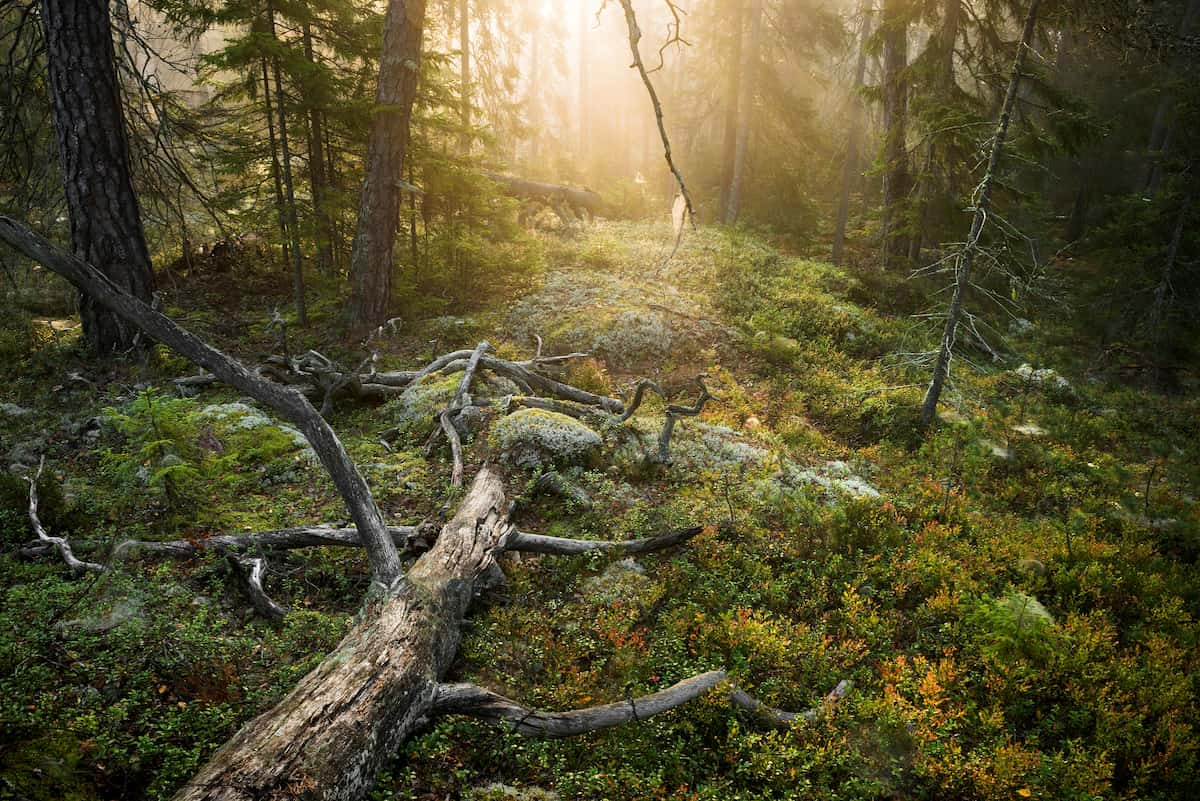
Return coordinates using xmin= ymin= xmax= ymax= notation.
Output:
xmin=26 ymin=457 xmax=105 ymax=574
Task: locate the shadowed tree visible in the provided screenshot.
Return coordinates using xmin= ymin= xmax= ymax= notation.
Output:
xmin=40 ymin=0 xmax=155 ymax=354
xmin=347 ymin=0 xmax=429 ymax=334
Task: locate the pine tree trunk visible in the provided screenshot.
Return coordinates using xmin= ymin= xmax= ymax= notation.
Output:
xmin=303 ymin=21 xmax=335 ymax=274
xmin=724 ymin=0 xmax=761 ymax=225
xmin=921 ymin=0 xmax=1042 ymax=425
xmin=347 ymin=0 xmax=428 ymax=334
xmin=261 ymin=57 xmax=291 ymax=272
xmin=459 ymin=0 xmax=471 ymax=153
xmin=833 ymin=1 xmax=871 ymax=265
xmin=880 ymin=0 xmax=911 ymax=267
xmin=268 ymin=4 xmax=307 ymax=325
xmin=1138 ymin=0 xmax=1200 ymax=195
xmin=40 ymin=0 xmax=155 ymax=355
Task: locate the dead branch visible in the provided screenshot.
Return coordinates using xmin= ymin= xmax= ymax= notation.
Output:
xmin=505 ymin=525 xmax=703 ymax=556
xmin=657 ymin=376 xmax=717 ymax=464
xmin=531 ymin=471 xmax=594 ymax=510
xmin=615 ymin=0 xmax=696 ymax=227
xmin=0 ymin=216 xmax=405 ymax=588
xmin=227 ymin=555 xmax=288 ymax=620
xmin=439 ymin=341 xmax=489 ymax=487
xmin=433 ymin=671 xmax=851 ymax=738
xmin=26 ymin=457 xmax=105 ymax=574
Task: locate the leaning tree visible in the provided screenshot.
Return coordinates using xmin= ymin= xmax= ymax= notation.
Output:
xmin=0 ymin=214 xmax=848 ymax=801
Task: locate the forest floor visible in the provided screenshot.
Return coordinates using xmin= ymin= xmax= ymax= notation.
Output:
xmin=1 ymin=221 xmax=1198 ymax=801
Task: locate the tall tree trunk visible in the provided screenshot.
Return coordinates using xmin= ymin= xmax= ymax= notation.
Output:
xmin=40 ymin=0 xmax=155 ymax=355
xmin=268 ymin=4 xmax=307 ymax=325
xmin=908 ymin=0 xmax=960 ymax=264
xmin=261 ymin=57 xmax=291 ymax=272
xmin=724 ymin=0 xmax=761 ymax=225
xmin=528 ymin=11 xmax=540 ymax=164
xmin=833 ymin=1 xmax=872 ymax=265
xmin=880 ymin=0 xmax=912 ymax=267
xmin=303 ymin=21 xmax=335 ymax=275
xmin=459 ymin=0 xmax=471 ymax=153
xmin=347 ymin=0 xmax=428 ymax=334
xmin=1138 ymin=0 xmax=1200 ymax=196
xmin=719 ymin=0 xmax=744 ymax=221
xmin=578 ymin=0 xmax=588 ymax=160
xmin=921 ymin=0 xmax=1042 ymax=426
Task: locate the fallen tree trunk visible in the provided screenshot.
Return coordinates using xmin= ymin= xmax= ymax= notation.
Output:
xmin=175 ymin=467 xmax=510 ymax=801
xmin=1 ymin=214 xmax=846 ymax=801
xmin=482 ymin=172 xmax=606 ymax=222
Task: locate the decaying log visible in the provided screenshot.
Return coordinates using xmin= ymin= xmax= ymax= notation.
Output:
xmin=483 ymin=172 xmax=606 ymax=223
xmin=174 ymin=467 xmax=511 ymax=801
xmin=109 ymin=524 xmax=437 ymax=560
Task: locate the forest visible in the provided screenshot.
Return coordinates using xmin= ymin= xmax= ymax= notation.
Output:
xmin=0 ymin=0 xmax=1198 ymax=799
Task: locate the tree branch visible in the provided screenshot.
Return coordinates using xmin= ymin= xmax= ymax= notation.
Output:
xmin=433 ymin=671 xmax=851 ymax=738
xmin=26 ymin=457 xmax=105 ymax=574
xmin=0 ymin=216 xmax=405 ymax=587
xmin=505 ymin=525 xmax=704 ymax=556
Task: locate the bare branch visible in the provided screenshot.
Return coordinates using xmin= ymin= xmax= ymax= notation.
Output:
xmin=505 ymin=525 xmax=704 ymax=556
xmin=26 ymin=457 xmax=105 ymax=574
xmin=433 ymin=671 xmax=851 ymax=738
xmin=227 ymin=555 xmax=288 ymax=620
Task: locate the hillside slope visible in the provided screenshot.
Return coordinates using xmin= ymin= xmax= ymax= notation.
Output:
xmin=1 ymin=222 xmax=1198 ymax=801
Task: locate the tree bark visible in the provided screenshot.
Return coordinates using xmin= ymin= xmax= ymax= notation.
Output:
xmin=268 ymin=3 xmax=307 ymax=325
xmin=40 ymin=0 xmax=155 ymax=355
xmin=920 ymin=0 xmax=1042 ymax=425
xmin=303 ymin=21 xmax=335 ymax=274
xmin=347 ymin=0 xmax=428 ymax=334
xmin=833 ymin=2 xmax=872 ymax=265
xmin=723 ymin=0 xmax=761 ymax=225
xmin=173 ymin=467 xmax=510 ymax=801
xmin=879 ymin=0 xmax=912 ymax=267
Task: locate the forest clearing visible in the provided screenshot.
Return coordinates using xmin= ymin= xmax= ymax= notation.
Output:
xmin=1 ymin=1 xmax=1198 ymax=800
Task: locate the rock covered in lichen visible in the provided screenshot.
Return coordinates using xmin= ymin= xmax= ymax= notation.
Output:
xmin=493 ymin=409 xmax=602 ymax=469
xmin=384 ymin=374 xmax=461 ymax=436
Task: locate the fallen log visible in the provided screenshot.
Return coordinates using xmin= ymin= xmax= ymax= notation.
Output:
xmin=482 ymin=172 xmax=606 ymax=223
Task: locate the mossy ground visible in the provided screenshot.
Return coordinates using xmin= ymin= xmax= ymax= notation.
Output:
xmin=1 ymin=221 xmax=1197 ymax=801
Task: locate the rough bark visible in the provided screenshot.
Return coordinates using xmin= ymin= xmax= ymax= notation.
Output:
xmin=0 ymin=217 xmax=404 ymax=587
xmin=833 ymin=1 xmax=872 ymax=265
xmin=172 ymin=467 xmax=509 ymax=801
xmin=920 ymin=0 xmax=1042 ymax=425
xmin=40 ymin=0 xmax=155 ymax=355
xmin=347 ymin=0 xmax=428 ymax=333
xmin=880 ymin=0 xmax=912 ymax=267
xmin=723 ymin=0 xmax=762 ymax=225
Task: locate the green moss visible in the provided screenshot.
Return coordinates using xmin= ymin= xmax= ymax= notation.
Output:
xmin=492 ymin=409 xmax=602 ymax=469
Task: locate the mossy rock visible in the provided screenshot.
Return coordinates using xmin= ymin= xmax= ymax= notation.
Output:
xmin=493 ymin=409 xmax=602 ymax=470
xmin=384 ymin=374 xmax=462 ymax=436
